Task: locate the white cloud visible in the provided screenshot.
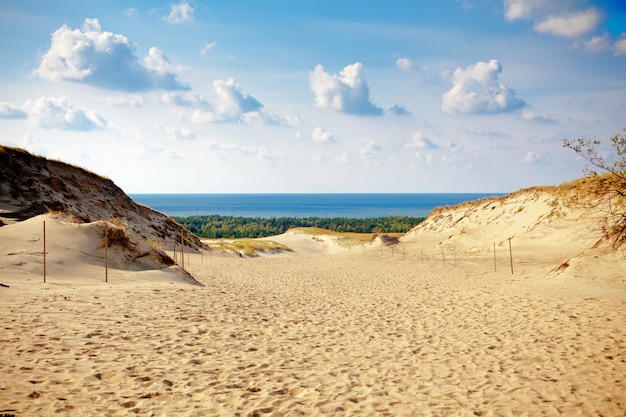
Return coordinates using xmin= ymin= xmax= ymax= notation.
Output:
xmin=34 ymin=18 xmax=189 ymax=91
xmin=534 ymin=8 xmax=601 ymax=38
xmin=523 ymin=150 xmax=541 ymax=163
xmin=311 ymin=126 xmax=336 ymax=144
xmin=574 ymin=33 xmax=611 ymax=53
xmin=309 ymin=62 xmax=383 ymax=116
xmin=165 ymin=125 xmax=196 ymax=140
xmin=404 ymin=131 xmax=438 ymax=149
xmin=190 ymin=78 xmax=294 ymax=126
xmin=143 ymin=47 xmax=187 ymax=75
xmin=213 ymin=78 xmax=262 ymax=118
xmin=441 ymin=59 xmax=526 ymax=114
xmin=100 ymin=95 xmax=144 ymax=107
xmin=520 ymin=108 xmax=558 ymax=123
xmin=396 ymin=58 xmax=416 ymax=72
xmin=203 ymin=139 xmax=282 ymax=161
xmin=413 ymin=151 xmax=434 ymax=163
xmin=470 ymin=125 xmax=510 ymax=138
xmin=503 ymin=0 xmax=548 ymax=21
xmin=160 ymin=91 xmax=210 ymax=108
xmin=124 ymin=8 xmax=138 ymax=17
xmin=24 ymin=96 xmax=107 ymax=131
xmin=0 ymin=102 xmax=28 ymax=119
xmin=614 ymin=33 xmax=626 ymax=57
xmin=201 ymin=42 xmax=217 ymax=56
xmin=165 ymin=1 xmax=194 ymax=24
xmin=358 ymin=140 xmax=383 ymax=157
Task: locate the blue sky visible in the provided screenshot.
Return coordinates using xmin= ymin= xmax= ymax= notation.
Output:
xmin=1 ymin=0 xmax=625 ymax=193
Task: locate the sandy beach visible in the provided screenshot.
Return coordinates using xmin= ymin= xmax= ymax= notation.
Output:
xmin=1 ymin=211 xmax=625 ymax=416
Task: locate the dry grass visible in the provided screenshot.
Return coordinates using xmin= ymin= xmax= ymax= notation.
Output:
xmin=204 ymin=238 xmax=292 ymax=257
xmin=289 ymin=227 xmax=404 ymax=247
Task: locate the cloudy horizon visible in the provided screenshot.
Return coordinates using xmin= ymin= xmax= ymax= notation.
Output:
xmin=1 ymin=1 xmax=625 ymax=193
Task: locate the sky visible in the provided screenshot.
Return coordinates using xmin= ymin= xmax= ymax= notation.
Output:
xmin=1 ymin=0 xmax=625 ymax=193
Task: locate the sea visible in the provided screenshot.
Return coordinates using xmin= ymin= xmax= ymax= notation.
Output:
xmin=129 ymin=193 xmax=504 ymax=219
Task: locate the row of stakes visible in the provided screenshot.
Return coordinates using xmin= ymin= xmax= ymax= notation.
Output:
xmin=40 ymin=221 xmax=515 ymax=283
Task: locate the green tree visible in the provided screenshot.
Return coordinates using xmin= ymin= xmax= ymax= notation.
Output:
xmin=563 ymin=128 xmax=626 ymax=247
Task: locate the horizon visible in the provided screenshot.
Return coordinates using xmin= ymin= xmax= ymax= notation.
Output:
xmin=1 ymin=1 xmax=625 ymax=193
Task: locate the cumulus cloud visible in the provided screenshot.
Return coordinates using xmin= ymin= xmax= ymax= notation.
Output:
xmin=309 ymin=62 xmax=383 ymax=116
xmin=166 ymin=125 xmax=196 ymax=140
xmin=34 ymin=18 xmax=189 ymax=91
xmin=190 ymin=78 xmax=295 ymax=126
xmin=0 ymin=102 xmax=28 ymax=119
xmin=311 ymin=126 xmax=336 ymax=144
xmin=404 ymin=131 xmax=438 ymax=149
xmin=523 ymin=150 xmax=541 ymax=163
xmin=24 ymin=96 xmax=107 ymax=131
xmin=165 ymin=1 xmax=194 ymax=23
xmin=201 ymin=42 xmax=217 ymax=56
xmin=396 ymin=58 xmax=416 ymax=73
xmin=441 ymin=59 xmax=526 ymax=114
xmin=214 ymin=78 xmax=262 ymax=115
xmin=534 ymin=8 xmax=601 ymax=38
xmin=503 ymin=0 xmax=548 ymax=21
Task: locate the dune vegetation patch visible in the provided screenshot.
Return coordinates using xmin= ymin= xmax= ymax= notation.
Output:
xmin=289 ymin=227 xmax=404 ymax=247
xmin=203 ymin=238 xmax=292 ymax=257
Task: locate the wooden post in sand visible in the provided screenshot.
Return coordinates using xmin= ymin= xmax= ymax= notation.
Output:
xmin=493 ymin=242 xmax=496 ymax=272
xmin=43 ymin=221 xmax=46 ymax=283
xmin=180 ymin=232 xmax=185 ymax=269
xmin=453 ymin=244 xmax=456 ymax=270
xmin=104 ymin=225 xmax=108 ymax=283
xmin=441 ymin=249 xmax=446 ymax=268
xmin=508 ymin=237 xmax=514 ymax=274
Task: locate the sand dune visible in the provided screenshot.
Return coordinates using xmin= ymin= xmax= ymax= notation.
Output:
xmin=1 ymin=173 xmax=626 ymax=415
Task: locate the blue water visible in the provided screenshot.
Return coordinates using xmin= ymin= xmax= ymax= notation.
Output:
xmin=130 ymin=193 xmax=503 ymax=218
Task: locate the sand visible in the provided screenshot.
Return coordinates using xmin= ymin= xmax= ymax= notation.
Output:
xmin=1 ymin=211 xmax=625 ymax=416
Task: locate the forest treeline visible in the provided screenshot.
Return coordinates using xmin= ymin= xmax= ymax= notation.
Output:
xmin=173 ymin=215 xmax=426 ymax=239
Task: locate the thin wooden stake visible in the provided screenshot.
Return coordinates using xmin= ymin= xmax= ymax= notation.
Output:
xmin=493 ymin=242 xmax=496 ymax=272
xmin=180 ymin=234 xmax=183 ymax=268
xmin=453 ymin=244 xmax=456 ymax=270
xmin=104 ymin=225 xmax=108 ymax=283
xmin=442 ymin=249 xmax=446 ymax=268
xmin=509 ymin=237 xmax=514 ymax=274
xmin=43 ymin=221 xmax=46 ymax=283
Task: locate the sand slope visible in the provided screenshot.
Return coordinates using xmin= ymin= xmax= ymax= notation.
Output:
xmin=1 ymin=180 xmax=625 ymax=416
xmin=1 ymin=247 xmax=624 ymax=416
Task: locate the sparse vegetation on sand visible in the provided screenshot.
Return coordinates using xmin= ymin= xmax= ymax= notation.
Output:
xmin=203 ymin=238 xmax=292 ymax=257
xmin=564 ymin=128 xmax=626 ymax=247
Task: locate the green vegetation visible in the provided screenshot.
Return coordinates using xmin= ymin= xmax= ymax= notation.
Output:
xmin=173 ymin=215 xmax=425 ymax=239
